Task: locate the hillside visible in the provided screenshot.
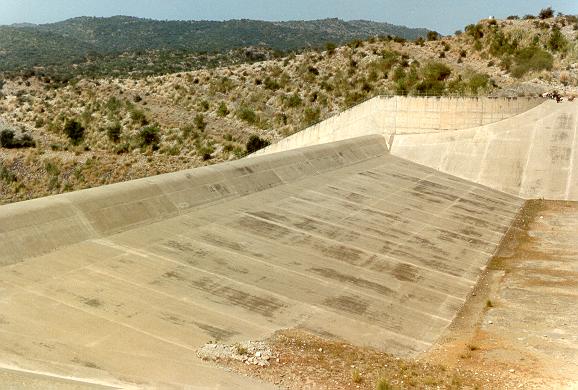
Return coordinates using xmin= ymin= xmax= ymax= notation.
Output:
xmin=0 ymin=12 xmax=577 ymax=205
xmin=0 ymin=16 xmax=429 ymax=76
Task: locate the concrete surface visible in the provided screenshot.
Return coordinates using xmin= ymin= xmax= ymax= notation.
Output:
xmin=0 ymin=135 xmax=523 ymax=388
xmin=253 ymin=96 xmax=543 ymax=156
xmin=391 ymin=100 xmax=578 ymax=200
xmin=3 ymin=96 xmax=578 ymax=388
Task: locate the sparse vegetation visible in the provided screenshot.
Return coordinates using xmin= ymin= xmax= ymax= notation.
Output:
xmin=0 ymin=12 xmax=576 ymax=204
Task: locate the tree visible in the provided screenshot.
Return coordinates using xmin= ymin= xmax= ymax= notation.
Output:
xmin=427 ymin=31 xmax=440 ymax=41
xmin=63 ymin=120 xmax=85 ymax=145
xmin=539 ymin=7 xmax=554 ymax=20
xmin=245 ymin=135 xmax=270 ymax=154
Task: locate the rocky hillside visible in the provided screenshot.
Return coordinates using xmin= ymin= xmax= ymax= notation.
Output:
xmin=0 ymin=12 xmax=577 ymax=204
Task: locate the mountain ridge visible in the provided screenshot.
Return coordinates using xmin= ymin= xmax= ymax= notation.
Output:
xmin=0 ymin=16 xmax=429 ymax=74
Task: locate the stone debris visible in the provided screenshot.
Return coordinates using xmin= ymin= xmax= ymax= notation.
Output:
xmin=197 ymin=340 xmax=276 ymax=367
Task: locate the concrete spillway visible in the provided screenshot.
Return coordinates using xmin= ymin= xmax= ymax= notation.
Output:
xmin=0 ymin=97 xmax=575 ymax=388
xmin=392 ymin=100 xmax=578 ymax=200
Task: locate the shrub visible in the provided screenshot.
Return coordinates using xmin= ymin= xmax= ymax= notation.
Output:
xmin=539 ymin=7 xmax=554 ymax=20
xmin=423 ymin=62 xmax=452 ymax=82
xmin=351 ymin=369 xmax=362 ymax=384
xmin=325 ymin=42 xmax=337 ymax=55
xmin=194 ymin=114 xmax=207 ymax=131
xmin=130 ymin=108 xmax=148 ymax=125
xmin=63 ymin=120 xmax=85 ymax=145
xmin=198 ymin=100 xmax=210 ymax=111
xmin=511 ymin=46 xmax=554 ymax=78
xmin=548 ymin=27 xmax=569 ymax=52
xmin=217 ymin=102 xmax=229 ymax=117
xmin=376 ymin=378 xmax=393 ymax=390
xmin=507 ymin=15 xmax=520 ymax=20
xmin=427 ymin=31 xmax=440 ymax=41
xmin=107 ymin=123 xmax=121 ymax=143
xmin=264 ymin=77 xmax=281 ymax=91
xmin=0 ymin=129 xmax=14 ymax=148
xmin=245 ymin=135 xmax=270 ymax=154
xmin=465 ymin=24 xmax=484 ymax=39
xmin=138 ymin=125 xmax=160 ymax=149
xmin=303 ymin=107 xmax=321 ymax=126
xmin=489 ymin=31 xmax=518 ymax=57
xmin=105 ymin=97 xmax=122 ymax=113
xmin=0 ymin=162 xmax=17 ymax=184
xmin=285 ymin=93 xmax=303 ymax=108
xmin=468 ymin=73 xmax=490 ymax=94
xmin=237 ymin=106 xmax=259 ymax=125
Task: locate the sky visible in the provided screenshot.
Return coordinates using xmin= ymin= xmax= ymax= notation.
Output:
xmin=1 ymin=0 xmax=577 ymax=34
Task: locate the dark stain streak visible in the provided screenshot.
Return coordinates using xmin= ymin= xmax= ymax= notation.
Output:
xmin=310 ymin=267 xmax=394 ymax=296
xmin=190 ymin=277 xmax=285 ymax=317
xmin=324 ymin=295 xmax=369 ymax=315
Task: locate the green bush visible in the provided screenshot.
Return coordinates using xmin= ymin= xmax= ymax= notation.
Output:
xmin=285 ymin=93 xmax=303 ymax=108
xmin=427 ymin=31 xmax=440 ymax=41
xmin=0 ymin=162 xmax=17 ymax=184
xmin=548 ymin=27 xmax=569 ymax=52
xmin=264 ymin=77 xmax=281 ymax=91
xmin=106 ymin=123 xmax=121 ymax=143
xmin=237 ymin=106 xmax=259 ymax=125
xmin=130 ymin=108 xmax=149 ymax=125
xmin=468 ymin=73 xmax=490 ymax=94
xmin=303 ymin=107 xmax=321 ymax=126
xmin=375 ymin=378 xmax=393 ymax=390
xmin=325 ymin=42 xmax=337 ymax=55
xmin=245 ymin=135 xmax=270 ymax=154
xmin=539 ymin=7 xmax=554 ymax=20
xmin=138 ymin=125 xmax=160 ymax=149
xmin=511 ymin=46 xmax=554 ymax=78
xmin=194 ymin=114 xmax=207 ymax=131
xmin=423 ymin=62 xmax=452 ymax=82
xmin=465 ymin=24 xmax=484 ymax=40
xmin=63 ymin=120 xmax=85 ymax=145
xmin=217 ymin=101 xmax=230 ymax=117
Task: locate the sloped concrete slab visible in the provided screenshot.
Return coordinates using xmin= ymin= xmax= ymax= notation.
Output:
xmin=0 ymin=136 xmax=522 ymax=387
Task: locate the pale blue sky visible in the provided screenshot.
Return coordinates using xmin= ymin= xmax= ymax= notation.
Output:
xmin=1 ymin=0 xmax=577 ymax=34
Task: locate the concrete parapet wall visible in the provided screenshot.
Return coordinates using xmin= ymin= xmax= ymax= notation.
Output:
xmin=0 ymin=136 xmax=386 ymax=266
xmin=253 ymin=96 xmax=544 ymax=156
xmin=391 ymin=100 xmax=578 ymax=200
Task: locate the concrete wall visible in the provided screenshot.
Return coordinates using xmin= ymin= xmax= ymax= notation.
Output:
xmin=253 ymin=96 xmax=544 ymax=156
xmin=0 ymin=136 xmax=386 ymax=266
xmin=391 ymin=100 xmax=578 ymax=200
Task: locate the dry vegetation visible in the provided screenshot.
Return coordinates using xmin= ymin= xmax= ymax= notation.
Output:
xmin=208 ymin=329 xmax=509 ymax=389
xmin=1 ymin=13 xmax=577 ymax=204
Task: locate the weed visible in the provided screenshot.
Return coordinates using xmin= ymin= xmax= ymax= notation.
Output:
xmin=351 ymin=368 xmax=362 ymax=383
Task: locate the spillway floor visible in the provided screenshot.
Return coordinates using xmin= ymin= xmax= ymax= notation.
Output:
xmin=0 ymin=153 xmax=522 ymax=388
xmin=429 ymin=200 xmax=578 ymax=388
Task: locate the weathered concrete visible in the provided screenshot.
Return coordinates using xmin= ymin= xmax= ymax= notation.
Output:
xmin=253 ymin=96 xmax=543 ymax=156
xmin=0 ymin=136 xmax=523 ymax=388
xmin=391 ymin=100 xmax=578 ymax=200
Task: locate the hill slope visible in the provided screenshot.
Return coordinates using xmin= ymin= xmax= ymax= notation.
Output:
xmin=0 ymin=16 xmax=429 ymax=73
